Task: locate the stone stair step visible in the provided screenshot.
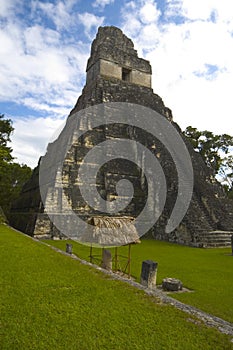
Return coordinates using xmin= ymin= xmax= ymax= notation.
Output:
xmin=198 ymin=235 xmax=232 ymax=240
xmin=196 ymin=230 xmax=233 ymax=248
xmin=204 ymin=243 xmax=231 ymax=248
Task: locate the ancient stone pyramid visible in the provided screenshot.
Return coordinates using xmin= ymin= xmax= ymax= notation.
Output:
xmin=10 ymin=26 xmax=233 ymax=247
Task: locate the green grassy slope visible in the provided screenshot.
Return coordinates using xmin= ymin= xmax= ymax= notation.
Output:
xmin=1 ymin=225 xmax=233 ymax=350
xmin=45 ymin=238 xmax=233 ymax=323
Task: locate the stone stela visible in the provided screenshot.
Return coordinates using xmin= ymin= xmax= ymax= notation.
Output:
xmin=66 ymin=243 xmax=73 ymax=254
xmin=140 ymin=260 xmax=158 ymax=289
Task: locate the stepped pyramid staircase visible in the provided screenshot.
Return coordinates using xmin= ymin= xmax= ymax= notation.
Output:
xmin=185 ymin=194 xmax=233 ymax=248
xmin=197 ymin=231 xmax=233 ymax=248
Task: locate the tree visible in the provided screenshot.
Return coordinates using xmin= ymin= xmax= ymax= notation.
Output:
xmin=217 ymin=154 xmax=233 ymax=197
xmin=0 ymin=114 xmax=14 ymax=163
xmin=184 ymin=126 xmax=233 ymax=192
xmin=0 ymin=114 xmax=32 ymax=218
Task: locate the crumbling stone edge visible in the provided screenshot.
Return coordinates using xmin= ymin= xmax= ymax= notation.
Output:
xmin=14 ymin=229 xmax=233 ymax=339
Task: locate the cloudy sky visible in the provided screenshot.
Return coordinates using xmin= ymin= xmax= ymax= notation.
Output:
xmin=0 ymin=0 xmax=233 ymax=168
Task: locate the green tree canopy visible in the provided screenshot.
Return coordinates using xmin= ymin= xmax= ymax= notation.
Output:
xmin=0 ymin=114 xmax=32 ymax=218
xmin=0 ymin=114 xmax=14 ymax=163
xmin=184 ymin=126 xmax=233 ymax=191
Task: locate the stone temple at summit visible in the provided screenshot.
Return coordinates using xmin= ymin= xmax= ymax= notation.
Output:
xmin=10 ymin=26 xmax=233 ymax=247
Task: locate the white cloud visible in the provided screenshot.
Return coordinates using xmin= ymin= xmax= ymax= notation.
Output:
xmin=24 ymin=25 xmax=61 ymax=53
xmin=0 ymin=0 xmax=21 ymax=18
xmin=121 ymin=1 xmax=161 ymax=54
xmin=139 ymin=0 xmax=161 ymax=24
xmin=11 ymin=116 xmax=66 ymax=168
xmin=0 ymin=21 xmax=88 ymax=113
xmin=35 ymin=0 xmax=76 ymax=30
xmin=78 ymin=12 xmax=105 ymax=38
xmin=121 ymin=0 xmax=233 ymax=135
xmin=0 ymin=2 xmax=91 ymax=167
xmin=93 ymin=0 xmax=115 ymax=10
xmin=166 ymin=0 xmax=233 ymax=22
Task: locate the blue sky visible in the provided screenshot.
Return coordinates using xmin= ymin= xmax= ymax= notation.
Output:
xmin=0 ymin=0 xmax=233 ymax=167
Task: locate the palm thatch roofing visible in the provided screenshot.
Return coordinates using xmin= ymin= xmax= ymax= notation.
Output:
xmin=82 ymin=216 xmax=140 ymax=247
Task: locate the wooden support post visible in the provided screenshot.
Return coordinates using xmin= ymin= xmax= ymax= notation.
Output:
xmin=90 ymin=245 xmax=93 ymax=264
xmin=101 ymin=247 xmax=104 ymax=266
xmin=114 ymin=247 xmax=118 ymax=271
xmin=128 ymin=244 xmax=131 ymax=279
xmin=231 ymin=235 xmax=233 ymax=256
xmin=101 ymin=249 xmax=112 ymax=271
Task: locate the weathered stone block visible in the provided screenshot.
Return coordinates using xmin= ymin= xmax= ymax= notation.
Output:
xmin=66 ymin=243 xmax=72 ymax=254
xmin=131 ymin=69 xmax=151 ymax=88
xmin=162 ymin=278 xmax=183 ymax=291
xmin=140 ymin=260 xmax=158 ymax=288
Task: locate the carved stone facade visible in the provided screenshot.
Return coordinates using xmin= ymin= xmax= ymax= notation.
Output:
xmin=10 ymin=26 xmax=233 ymax=247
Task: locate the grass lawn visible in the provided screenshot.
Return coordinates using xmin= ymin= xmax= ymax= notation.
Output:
xmin=44 ymin=236 xmax=233 ymax=324
xmin=1 ymin=225 xmax=233 ymax=350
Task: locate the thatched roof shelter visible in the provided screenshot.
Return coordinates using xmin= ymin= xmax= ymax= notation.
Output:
xmin=82 ymin=216 xmax=140 ymax=247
